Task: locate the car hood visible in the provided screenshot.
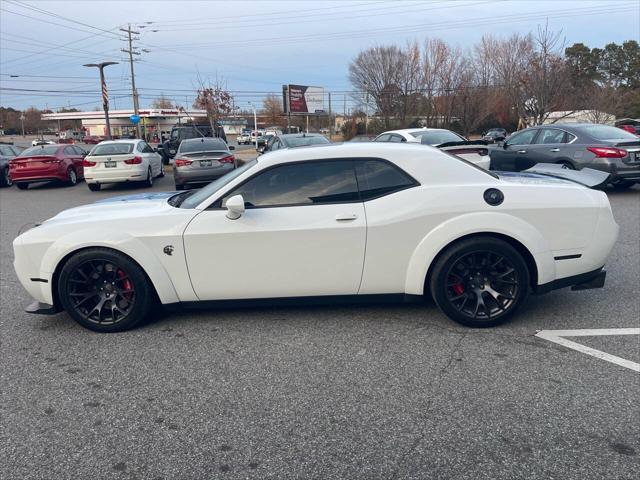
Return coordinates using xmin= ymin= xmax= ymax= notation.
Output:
xmin=44 ymin=191 xmax=181 ymax=225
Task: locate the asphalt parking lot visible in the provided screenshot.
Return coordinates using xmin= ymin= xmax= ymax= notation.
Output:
xmin=1 ymin=176 xmax=638 ymax=479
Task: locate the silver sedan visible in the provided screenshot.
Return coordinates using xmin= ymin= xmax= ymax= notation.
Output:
xmin=173 ymin=138 xmax=236 ymax=190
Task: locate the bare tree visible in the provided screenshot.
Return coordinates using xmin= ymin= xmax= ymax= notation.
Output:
xmin=193 ymin=74 xmax=233 ymax=136
xmin=151 ymin=95 xmax=174 ymax=109
xmin=262 ymin=94 xmax=285 ymax=126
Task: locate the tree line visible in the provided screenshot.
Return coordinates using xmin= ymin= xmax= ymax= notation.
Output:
xmin=347 ymin=25 xmax=639 ymax=137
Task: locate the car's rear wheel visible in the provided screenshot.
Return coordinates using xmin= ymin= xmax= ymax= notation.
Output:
xmin=88 ymin=183 xmax=101 ymax=191
xmin=66 ymin=167 xmax=77 ymax=186
xmin=429 ymin=237 xmax=530 ymax=328
xmin=142 ymin=167 xmax=153 ymax=187
xmin=16 ymin=183 xmax=28 ymax=190
xmin=58 ymin=248 xmax=154 ymax=332
xmin=1 ymin=166 xmax=12 ymax=187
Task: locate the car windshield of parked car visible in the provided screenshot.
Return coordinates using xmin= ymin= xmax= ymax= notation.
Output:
xmin=179 ymin=139 xmax=227 ymax=153
xmin=19 ymin=145 xmax=59 ymax=156
xmin=90 ymin=143 xmax=135 ymax=156
xmin=178 ymin=159 xmax=258 ymax=209
xmin=285 ymin=136 xmax=331 ymax=148
xmin=582 ymin=125 xmax=638 ymax=141
xmin=410 ymin=130 xmax=463 ymax=144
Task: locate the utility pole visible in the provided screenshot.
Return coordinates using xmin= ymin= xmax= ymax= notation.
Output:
xmin=121 ymin=24 xmax=142 ymax=139
xmin=328 ymin=92 xmax=332 ymax=138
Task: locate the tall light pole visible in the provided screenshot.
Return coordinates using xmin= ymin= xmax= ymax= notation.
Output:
xmin=248 ymin=102 xmax=258 ymax=150
xmin=83 ymin=62 xmax=118 ymax=140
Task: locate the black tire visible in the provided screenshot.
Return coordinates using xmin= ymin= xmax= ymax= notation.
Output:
xmin=158 ymin=164 xmax=165 ymax=178
xmin=16 ymin=182 xmax=29 ymax=190
xmin=142 ymin=167 xmax=153 ymax=187
xmin=1 ymin=166 xmax=12 ymax=187
xmin=88 ymin=183 xmax=101 ymax=191
xmin=57 ymin=248 xmax=154 ymax=332
xmin=611 ymin=180 xmax=635 ymax=189
xmin=66 ymin=167 xmax=77 ymax=186
xmin=429 ymin=236 xmax=530 ymax=328
xmin=175 ymin=184 xmax=185 ymax=190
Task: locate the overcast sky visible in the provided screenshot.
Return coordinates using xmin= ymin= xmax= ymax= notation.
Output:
xmin=1 ymin=0 xmax=639 ymax=112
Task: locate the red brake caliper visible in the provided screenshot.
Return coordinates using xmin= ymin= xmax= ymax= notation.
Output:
xmin=450 ymin=275 xmax=465 ymax=295
xmin=117 ymin=269 xmax=133 ymax=301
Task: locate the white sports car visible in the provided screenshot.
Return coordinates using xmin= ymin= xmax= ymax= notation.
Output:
xmin=13 ymin=143 xmax=618 ymax=333
xmin=375 ymin=128 xmax=491 ymax=169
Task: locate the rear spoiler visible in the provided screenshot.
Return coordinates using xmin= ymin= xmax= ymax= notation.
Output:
xmin=523 ymin=163 xmax=610 ymax=189
xmin=431 ymin=139 xmax=489 ymax=156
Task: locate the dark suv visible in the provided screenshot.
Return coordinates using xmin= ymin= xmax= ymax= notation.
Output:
xmin=160 ymin=125 xmax=213 ymax=164
xmin=489 ymin=123 xmax=640 ymax=188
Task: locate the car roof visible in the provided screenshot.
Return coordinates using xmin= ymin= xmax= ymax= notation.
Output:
xmin=278 ymin=133 xmax=324 ymax=138
xmin=180 ymin=137 xmax=225 ymax=143
xmin=382 ymin=128 xmax=452 ymax=135
xmin=98 ymin=139 xmax=141 ymax=144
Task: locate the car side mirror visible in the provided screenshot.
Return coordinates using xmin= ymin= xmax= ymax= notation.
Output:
xmin=225 ymin=194 xmax=245 ymax=220
xmin=228 ymin=145 xmax=235 ymax=151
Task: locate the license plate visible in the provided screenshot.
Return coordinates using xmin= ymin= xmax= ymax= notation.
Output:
xmin=105 ymin=161 xmax=117 ymax=168
xmin=200 ymin=160 xmax=216 ymax=167
xmin=169 ymin=149 xmax=176 ymax=155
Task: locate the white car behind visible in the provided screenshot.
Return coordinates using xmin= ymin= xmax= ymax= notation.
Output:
xmin=83 ymin=139 xmax=164 ymax=191
xmin=375 ymin=128 xmax=491 ymax=169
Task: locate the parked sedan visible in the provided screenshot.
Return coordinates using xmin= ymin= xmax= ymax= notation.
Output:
xmin=489 ymin=124 xmax=640 ymax=188
xmin=0 ymin=144 xmax=21 ymax=187
xmin=482 ymin=128 xmax=508 ymax=143
xmin=82 ymin=135 xmax=104 ymax=145
xmin=375 ymin=128 xmax=490 ymax=169
xmin=173 ymin=137 xmax=236 ymax=190
xmin=10 ymin=144 xmax=86 ymax=189
xmin=83 ymin=139 xmax=164 ymax=191
xmin=13 ymin=143 xmax=618 ymax=332
xmin=31 ymin=139 xmax=56 ymax=147
xmin=261 ymin=133 xmax=331 ymax=153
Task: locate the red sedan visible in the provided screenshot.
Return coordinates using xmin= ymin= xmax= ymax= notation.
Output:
xmin=10 ymin=144 xmax=86 ymax=190
xmin=83 ymin=135 xmax=104 ymax=144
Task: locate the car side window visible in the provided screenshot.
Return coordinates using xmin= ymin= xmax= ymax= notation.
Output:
xmin=506 ymin=129 xmax=537 ymax=146
xmin=564 ymin=132 xmax=576 ymax=143
xmin=355 ymin=159 xmax=418 ymax=201
xmin=0 ymin=146 xmax=9 ymax=155
xmin=221 ymin=160 xmax=359 ymax=208
xmin=375 ymin=134 xmax=391 ymax=142
xmin=534 ymin=129 xmax=565 ymax=144
xmin=389 ymin=134 xmax=404 ymax=143
xmin=64 ymin=146 xmax=75 ymax=156
xmin=142 ymin=143 xmax=154 ymax=153
xmin=74 ymin=146 xmax=86 ymax=155
xmin=136 ymin=142 xmax=145 ymax=152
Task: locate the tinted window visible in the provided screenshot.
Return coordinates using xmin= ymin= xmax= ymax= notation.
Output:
xmin=565 ymin=132 xmax=577 ymax=143
xmin=581 ymin=125 xmax=638 ymax=140
xmin=90 ymin=143 xmax=135 ymax=155
xmin=179 ymin=139 xmax=227 ymax=153
xmin=73 ymin=146 xmax=86 ymax=155
xmin=389 ymin=134 xmax=404 ymax=143
xmin=355 ymin=160 xmax=417 ymax=200
xmin=283 ymin=136 xmax=331 ymax=148
xmin=222 ymin=160 xmax=359 ymax=208
xmin=142 ymin=143 xmax=154 ymax=153
xmin=506 ymin=129 xmax=537 ymax=146
xmin=19 ymin=145 xmax=59 ymax=156
xmin=534 ymin=128 xmax=565 ymax=144
xmin=375 ymin=134 xmax=391 ymax=142
xmin=411 ymin=130 xmax=463 ymax=144
xmin=64 ymin=146 xmax=76 ymax=156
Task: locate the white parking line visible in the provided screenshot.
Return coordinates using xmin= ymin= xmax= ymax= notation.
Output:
xmin=535 ymin=328 xmax=640 ymax=372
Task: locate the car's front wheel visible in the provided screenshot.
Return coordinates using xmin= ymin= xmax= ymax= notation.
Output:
xmin=16 ymin=183 xmax=28 ymax=190
xmin=58 ymin=248 xmax=154 ymax=332
xmin=1 ymin=166 xmax=12 ymax=187
xmin=88 ymin=183 xmax=101 ymax=191
xmin=429 ymin=236 xmax=530 ymax=328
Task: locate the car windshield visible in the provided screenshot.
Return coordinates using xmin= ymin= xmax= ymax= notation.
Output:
xmin=179 ymin=139 xmax=227 ymax=153
xmin=285 ymin=136 xmax=331 ymax=148
xmin=581 ymin=125 xmax=638 ymax=141
xmin=90 ymin=143 xmax=135 ymax=155
xmin=409 ymin=130 xmax=463 ymax=144
xmin=178 ymin=159 xmax=258 ymax=209
xmin=19 ymin=145 xmax=59 ymax=156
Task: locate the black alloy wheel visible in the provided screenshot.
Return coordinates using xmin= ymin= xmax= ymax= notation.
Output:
xmin=430 ymin=237 xmax=530 ymax=327
xmin=58 ymin=248 xmax=154 ymax=332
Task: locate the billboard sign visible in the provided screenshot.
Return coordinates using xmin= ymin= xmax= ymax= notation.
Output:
xmin=285 ymin=85 xmax=325 ymax=114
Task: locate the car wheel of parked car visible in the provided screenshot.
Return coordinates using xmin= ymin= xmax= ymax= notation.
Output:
xmin=429 ymin=236 xmax=530 ymax=328
xmin=143 ymin=167 xmax=153 ymax=187
xmin=67 ymin=168 xmax=77 ymax=186
xmin=158 ymin=165 xmax=165 ymax=178
xmin=557 ymin=161 xmax=575 ymax=170
xmin=175 ymin=184 xmax=184 ymax=190
xmin=1 ymin=167 xmax=12 ymax=187
xmin=57 ymin=247 xmax=154 ymax=333
xmin=88 ymin=183 xmax=101 ymax=192
xmin=612 ymin=180 xmax=636 ymax=189
xmin=16 ymin=183 xmax=29 ymax=190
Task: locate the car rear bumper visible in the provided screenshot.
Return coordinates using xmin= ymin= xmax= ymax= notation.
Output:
xmin=535 ymin=267 xmax=606 ymax=294
xmin=10 ymin=165 xmax=69 ymax=183
xmin=174 ymin=164 xmax=234 ymax=185
xmin=584 ymin=161 xmax=640 ymax=182
xmin=85 ymin=165 xmax=146 ymax=184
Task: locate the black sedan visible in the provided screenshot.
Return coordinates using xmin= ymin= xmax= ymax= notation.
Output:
xmin=261 ymin=133 xmax=331 ymax=153
xmin=489 ymin=123 xmax=640 ymax=188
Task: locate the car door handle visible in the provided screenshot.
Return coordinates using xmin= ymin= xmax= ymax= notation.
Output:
xmin=549 ymin=148 xmax=560 ymax=152
xmin=517 ymin=150 xmax=527 ymax=154
xmin=335 ymin=214 xmax=358 ymax=221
